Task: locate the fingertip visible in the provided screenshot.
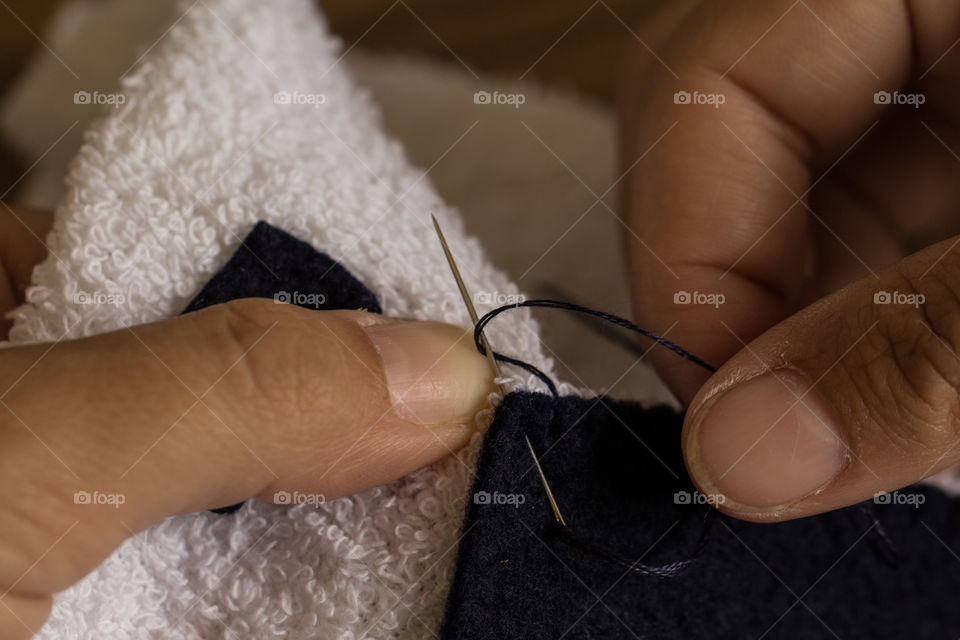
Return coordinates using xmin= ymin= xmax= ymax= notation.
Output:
xmin=683 ymin=369 xmax=848 ymax=521
xmin=363 ymin=320 xmax=494 ymax=428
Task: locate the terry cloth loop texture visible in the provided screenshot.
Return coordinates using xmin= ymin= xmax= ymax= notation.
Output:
xmin=441 ymin=391 xmax=960 ymax=640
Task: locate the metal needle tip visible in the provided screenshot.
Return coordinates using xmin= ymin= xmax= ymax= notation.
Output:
xmin=431 ymin=213 xmax=567 ymax=527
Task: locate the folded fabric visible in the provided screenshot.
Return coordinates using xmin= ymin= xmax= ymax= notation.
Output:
xmin=442 ymin=391 xmax=960 ymax=639
xmin=183 ymin=220 xmax=382 ymax=316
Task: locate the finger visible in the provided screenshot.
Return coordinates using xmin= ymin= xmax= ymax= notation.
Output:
xmin=618 ymin=0 xmax=702 ymax=160
xmin=0 ymin=204 xmax=53 ymax=336
xmin=621 ymin=0 xmax=956 ymax=402
xmin=682 ymin=237 xmax=960 ymax=522
xmin=0 ymin=299 xmax=491 ymax=637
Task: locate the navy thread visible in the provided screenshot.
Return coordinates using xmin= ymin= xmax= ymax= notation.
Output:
xmin=474 ymin=299 xmax=717 ymax=398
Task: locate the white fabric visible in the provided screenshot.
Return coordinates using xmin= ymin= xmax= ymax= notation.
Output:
xmin=2 ymin=0 xmax=670 ymax=409
xmin=0 ymin=0 xmax=691 ymax=637
xmin=2 ymin=1 xmax=559 ymax=637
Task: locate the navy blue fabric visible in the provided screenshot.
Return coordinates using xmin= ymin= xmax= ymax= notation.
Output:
xmin=441 ymin=391 xmax=960 ymax=639
xmin=183 ymin=221 xmax=381 ymax=514
xmin=183 ymin=221 xmax=381 ymax=316
xmin=183 ymin=221 xmax=960 ymax=637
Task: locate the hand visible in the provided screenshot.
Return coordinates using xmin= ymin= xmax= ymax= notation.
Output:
xmin=0 ymin=206 xmax=491 ymax=639
xmin=621 ymin=0 xmax=960 ymax=521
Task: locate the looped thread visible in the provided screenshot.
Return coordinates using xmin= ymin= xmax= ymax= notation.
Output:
xmin=474 ymin=299 xmax=717 ymax=396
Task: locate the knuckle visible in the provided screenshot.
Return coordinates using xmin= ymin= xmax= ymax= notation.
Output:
xmin=215 ymin=298 xmax=319 ymax=413
xmin=866 ymin=263 xmax=960 ymax=450
xmin=217 ymin=297 xmax=285 ymax=359
xmin=208 ymin=300 xmax=383 ymax=451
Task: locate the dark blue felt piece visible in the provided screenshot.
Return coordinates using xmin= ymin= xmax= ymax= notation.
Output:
xmin=440 ymin=391 xmax=960 ymax=640
xmin=183 ymin=221 xmax=381 ymax=316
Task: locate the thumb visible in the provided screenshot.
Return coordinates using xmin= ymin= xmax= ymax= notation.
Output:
xmin=683 ymin=237 xmax=960 ymax=522
xmin=0 ymin=299 xmax=491 ymax=637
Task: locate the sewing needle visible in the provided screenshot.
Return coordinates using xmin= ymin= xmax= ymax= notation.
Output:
xmin=431 ymin=214 xmax=566 ymax=527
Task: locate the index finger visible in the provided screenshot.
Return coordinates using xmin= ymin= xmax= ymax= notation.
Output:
xmin=621 ymin=0 xmax=956 ymax=401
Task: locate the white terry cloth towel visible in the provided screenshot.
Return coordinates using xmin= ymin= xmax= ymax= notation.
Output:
xmin=2 ymin=0 xmax=670 ymax=408
xmin=6 ymin=0 xmax=960 ymax=637
xmin=0 ymin=0 xmax=652 ymax=637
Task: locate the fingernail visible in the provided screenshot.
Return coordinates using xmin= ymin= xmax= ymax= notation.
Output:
xmin=365 ymin=321 xmax=492 ymax=425
xmin=686 ymin=370 xmax=848 ymax=512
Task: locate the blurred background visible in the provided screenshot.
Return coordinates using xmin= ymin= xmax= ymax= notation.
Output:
xmin=0 ymin=0 xmax=672 ymax=403
xmin=0 ymin=0 xmax=653 ymax=196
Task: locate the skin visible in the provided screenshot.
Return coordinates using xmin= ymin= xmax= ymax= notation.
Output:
xmin=5 ymin=1 xmax=960 ymax=633
xmin=621 ymin=0 xmax=960 ymax=521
